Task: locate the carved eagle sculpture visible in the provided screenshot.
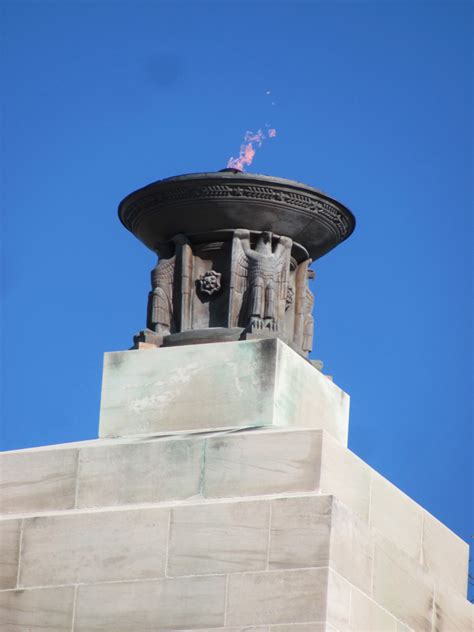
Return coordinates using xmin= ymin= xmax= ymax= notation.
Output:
xmin=230 ymin=229 xmax=293 ymax=331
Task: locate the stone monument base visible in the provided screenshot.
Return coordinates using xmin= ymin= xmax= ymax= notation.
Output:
xmin=0 ymin=339 xmax=471 ymax=630
xmin=0 ymin=427 xmax=471 ymax=630
xmin=99 ymin=338 xmax=350 ymax=445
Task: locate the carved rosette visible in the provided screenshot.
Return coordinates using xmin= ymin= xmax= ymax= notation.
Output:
xmin=198 ymin=270 xmax=222 ymax=296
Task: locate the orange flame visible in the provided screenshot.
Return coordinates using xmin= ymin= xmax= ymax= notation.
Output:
xmin=227 ymin=127 xmax=277 ymax=171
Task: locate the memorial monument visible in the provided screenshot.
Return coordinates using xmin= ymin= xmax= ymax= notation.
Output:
xmin=0 ymin=170 xmax=471 ymax=631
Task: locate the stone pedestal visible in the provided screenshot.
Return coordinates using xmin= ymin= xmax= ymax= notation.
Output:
xmin=1 ymin=341 xmax=472 ymax=631
xmin=99 ymin=338 xmax=349 ymax=444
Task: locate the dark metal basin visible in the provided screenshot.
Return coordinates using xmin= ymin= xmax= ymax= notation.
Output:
xmin=118 ymin=171 xmax=356 ymax=261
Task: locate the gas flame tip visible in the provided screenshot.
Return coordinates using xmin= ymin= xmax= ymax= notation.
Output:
xmin=227 ymin=126 xmax=277 ymax=172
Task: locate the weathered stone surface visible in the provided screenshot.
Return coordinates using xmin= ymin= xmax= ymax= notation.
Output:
xmin=0 ymin=586 xmax=74 ymax=631
xmin=320 ymin=432 xmax=370 ymax=522
xmin=372 ymin=535 xmax=434 ymax=632
xmin=168 ymin=500 xmax=270 ymax=576
xmin=1 ymin=427 xmax=469 ymax=604
xmin=226 ymin=568 xmax=328 ymax=626
xmin=19 ymin=507 xmax=169 ymax=587
xmin=370 ymin=471 xmax=423 ymax=561
xmin=434 ymin=581 xmax=474 ymax=631
xmin=77 ymin=437 xmax=202 ymax=508
xmin=183 ymin=628 xmax=271 ymax=632
xmin=123 ymin=622 xmax=334 ymax=631
xmin=99 ymin=339 xmax=273 ymax=437
xmin=273 ymin=626 xmax=335 ymax=631
xmin=330 ymin=498 xmax=373 ymax=594
xmin=204 ymin=429 xmax=322 ymax=498
xmin=349 ymin=588 xmax=399 ymax=631
xmin=99 ymin=339 xmax=349 ymax=444
xmin=268 ymin=495 xmax=332 ymax=570
xmin=74 ymin=576 xmax=226 ymax=631
xmin=422 ymin=511 xmax=469 ymax=596
xmin=0 ymin=519 xmax=21 ymax=589
xmin=1 ymin=426 xmax=469 ymax=605
xmin=273 ymin=342 xmax=349 ymax=444
xmin=268 ymin=495 xmax=371 ymax=594
xmin=189 ymin=628 xmax=271 ymax=632
xmin=0 ymin=448 xmax=77 ymax=514
xmin=270 ymin=626 xmax=331 ymax=631
xmin=326 ymin=569 xmax=351 ymax=631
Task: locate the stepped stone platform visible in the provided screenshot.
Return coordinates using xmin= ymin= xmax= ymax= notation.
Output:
xmin=1 ymin=340 xmax=472 ymax=631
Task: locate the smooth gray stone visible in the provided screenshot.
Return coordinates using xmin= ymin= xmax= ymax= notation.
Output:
xmin=268 ymin=495 xmax=333 ymax=570
xmin=320 ymin=431 xmax=371 ymax=522
xmin=0 ymin=428 xmax=469 ymax=606
xmin=434 ymin=580 xmax=474 ymax=631
xmin=203 ymin=429 xmax=322 ymax=498
xmin=0 ymin=586 xmax=74 ymax=631
xmin=167 ymin=499 xmax=270 ymax=576
xmin=162 ymin=327 xmax=245 ymax=346
xmin=0 ymin=519 xmax=21 ymax=589
xmin=77 ymin=437 xmax=203 ymax=508
xmin=19 ymin=507 xmax=169 ymax=587
xmin=370 ymin=471 xmax=423 ymax=561
xmin=0 ymin=448 xmax=77 ymax=514
xmin=422 ymin=511 xmax=469 ymax=595
xmin=349 ymin=588 xmax=405 ymax=632
xmin=74 ymin=575 xmax=226 ymax=631
xmin=226 ymin=568 xmax=330 ymax=626
xmin=372 ymin=535 xmax=434 ymax=632
xmin=268 ymin=495 xmax=372 ymax=595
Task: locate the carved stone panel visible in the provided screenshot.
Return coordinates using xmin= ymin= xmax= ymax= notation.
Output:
xmin=122 ymin=170 xmax=355 ymax=357
xmin=134 ymin=230 xmax=315 ymax=357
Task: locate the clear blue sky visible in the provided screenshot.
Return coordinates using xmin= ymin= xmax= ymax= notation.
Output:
xmin=1 ymin=0 xmax=472 ymax=575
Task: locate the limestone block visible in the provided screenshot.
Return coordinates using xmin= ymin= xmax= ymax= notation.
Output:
xmin=77 ymin=437 xmax=203 ymax=508
xmin=329 ymin=498 xmax=373 ymax=594
xmin=271 ymin=626 xmax=334 ymax=631
xmin=0 ymin=448 xmax=78 ymax=514
xmin=150 ymin=624 xmax=335 ymax=631
xmin=326 ymin=569 xmax=352 ymax=631
xmin=0 ymin=519 xmax=21 ymax=589
xmin=204 ymin=429 xmax=322 ymax=498
xmin=268 ymin=495 xmax=332 ymax=570
xmin=1 ymin=427 xmax=469 ymax=610
xmin=320 ymin=431 xmax=371 ymax=522
xmin=74 ymin=575 xmax=226 ymax=631
xmin=226 ymin=568 xmax=329 ymax=626
xmin=422 ymin=511 xmax=469 ymax=595
xmin=19 ymin=507 xmax=169 ymax=587
xmin=99 ymin=339 xmax=349 ymax=443
xmin=262 ymin=495 xmax=372 ymax=595
xmin=192 ymin=629 xmax=271 ymax=632
xmin=189 ymin=628 xmax=271 ymax=632
xmin=0 ymin=586 xmax=74 ymax=631
xmin=434 ymin=581 xmax=474 ymax=631
xmin=349 ymin=588 xmax=400 ymax=631
xmin=372 ymin=535 xmax=434 ymax=632
xmin=273 ymin=342 xmax=349 ymax=445
xmin=266 ymin=623 xmax=330 ymax=632
xmin=370 ymin=471 xmax=423 ymax=561
xmin=167 ymin=500 xmax=270 ymax=576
